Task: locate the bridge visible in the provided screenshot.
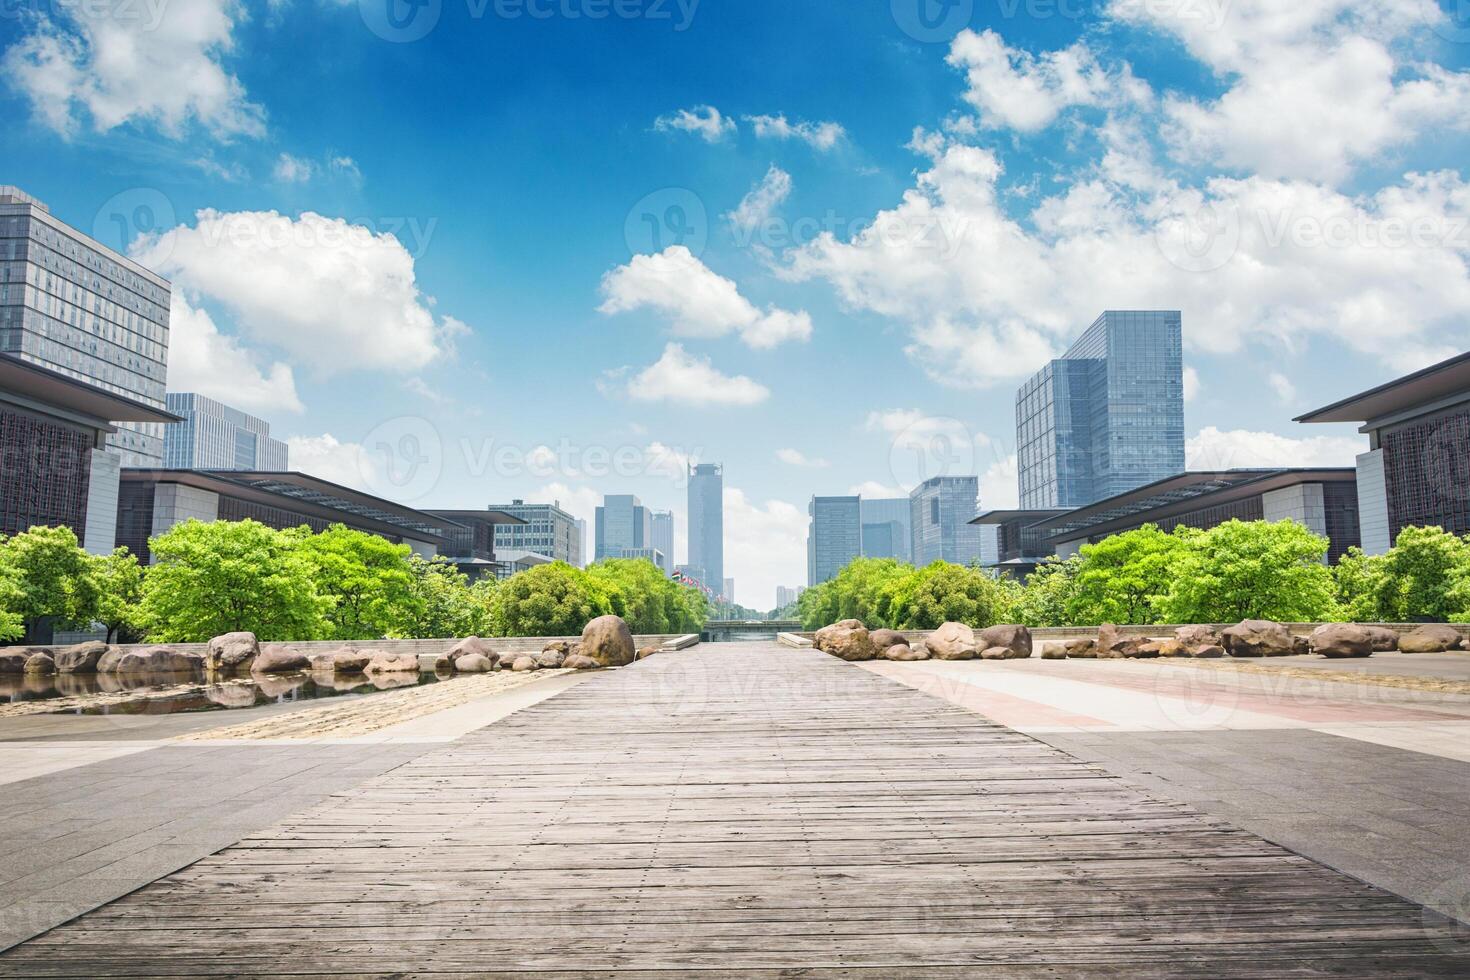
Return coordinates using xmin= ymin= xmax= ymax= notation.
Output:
xmin=702 ymin=619 xmax=802 ymax=642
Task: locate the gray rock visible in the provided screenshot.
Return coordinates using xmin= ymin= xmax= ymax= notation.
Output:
xmin=1191 ymin=644 xmax=1226 ymax=659
xmin=55 ymin=640 xmax=108 ymax=673
xmin=1098 ymin=623 xmax=1151 ymax=658
xmin=363 ymin=650 xmax=420 ymax=674
xmin=536 ymin=648 xmax=567 ymax=669
xmin=325 ymin=648 xmax=372 ymax=673
xmin=1398 ymin=624 xmax=1464 ymax=653
xmin=106 ymin=647 xmax=202 ymax=673
xmin=0 ymin=649 xmax=40 ymax=674
xmin=580 ymin=615 xmax=636 ymax=667
xmin=1361 ymin=626 xmax=1400 ymax=652
xmin=251 ymin=644 xmax=311 ymax=674
xmin=511 ymin=655 xmax=539 ymax=672
xmin=927 ymin=622 xmax=978 ymax=661
xmin=207 ymin=632 xmax=259 ymax=672
xmin=1174 ymin=625 xmax=1223 ymax=649
xmin=1222 ymin=620 xmax=1294 ymax=657
xmin=883 ymin=643 xmax=928 ymax=661
xmin=455 ymin=653 xmax=494 ymax=673
xmin=1038 ymin=642 xmax=1068 ymax=660
xmin=563 ymin=654 xmax=600 ymax=670
xmin=23 ymin=652 xmax=55 ymax=675
xmin=1310 ymin=623 xmax=1374 ymax=658
xmin=979 ymin=646 xmax=1011 ymax=660
xmin=979 ymin=624 xmax=1032 ymax=659
xmin=542 ymin=640 xmax=571 ymax=656
xmin=868 ymin=629 xmax=908 ymax=653
xmin=446 ymin=637 xmax=498 ymax=666
xmin=1064 ymin=638 xmax=1097 ymax=658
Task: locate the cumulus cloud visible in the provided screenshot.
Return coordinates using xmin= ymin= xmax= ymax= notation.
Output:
xmin=272 ymin=153 xmax=314 ymax=183
xmin=743 ymin=114 xmax=846 ymax=151
xmin=284 ymin=433 xmax=374 ymax=489
xmin=727 ymin=165 xmax=792 ymax=235
xmin=167 ymin=294 xmax=303 ymax=414
xmin=654 ymin=105 xmax=736 ymax=142
xmin=625 ymin=343 xmax=770 ymax=406
xmin=722 ymin=487 xmax=808 ymax=611
xmin=133 ymin=210 xmax=465 ymax=375
xmin=1182 ymin=365 xmax=1201 ymax=402
xmin=2 ymin=0 xmax=264 ymax=140
xmin=980 ymin=453 xmax=1019 ymax=510
xmin=775 ymin=448 xmax=829 ymax=468
xmin=1185 ymin=426 xmax=1366 ymax=470
xmin=599 ymin=246 xmax=812 ymax=349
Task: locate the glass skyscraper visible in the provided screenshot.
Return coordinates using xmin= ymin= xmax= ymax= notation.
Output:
xmin=859 ymin=497 xmax=912 ymax=562
xmin=595 ymin=493 xmax=652 ymax=561
xmin=909 ymin=476 xmax=983 ymax=566
xmin=1017 ymin=310 xmax=1185 ymax=509
xmin=807 ymin=495 xmax=861 ymax=585
xmin=163 ymin=394 xmax=289 ymax=471
xmin=688 ymin=463 xmax=724 ymax=596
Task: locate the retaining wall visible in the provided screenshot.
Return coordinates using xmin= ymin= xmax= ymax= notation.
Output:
xmin=22 ymin=634 xmax=701 ymax=658
xmin=786 ymin=623 xmax=1470 ymax=643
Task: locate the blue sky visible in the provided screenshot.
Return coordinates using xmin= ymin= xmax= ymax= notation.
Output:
xmin=5 ymin=0 xmax=1470 ymax=605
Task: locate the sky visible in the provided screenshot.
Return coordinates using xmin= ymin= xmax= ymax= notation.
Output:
xmin=4 ymin=0 xmax=1470 ymax=608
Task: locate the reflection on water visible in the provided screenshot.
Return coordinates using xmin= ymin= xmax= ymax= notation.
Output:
xmin=0 ymin=668 xmax=448 ymax=716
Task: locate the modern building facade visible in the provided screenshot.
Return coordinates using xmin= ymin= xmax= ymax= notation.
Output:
xmin=650 ymin=510 xmax=675 ymax=574
xmin=594 ymin=494 xmax=651 ymax=561
xmin=0 ymin=187 xmax=171 ymax=467
xmin=619 ymin=547 xmax=666 ymax=568
xmin=910 ymin=476 xmax=983 ymax=566
xmin=163 ymin=393 xmax=288 ymax=471
xmin=1017 ymin=311 xmax=1185 ymax=509
xmin=1031 ymin=469 xmax=1361 ymax=564
xmin=1297 ymin=352 xmax=1470 ymax=555
xmin=488 ymin=499 xmax=584 ymax=566
xmin=970 ymin=508 xmax=1073 ymax=579
xmin=425 ymin=508 xmax=527 ymax=581
xmin=860 ymin=497 xmax=911 ymax=561
xmin=807 ymin=495 xmax=861 ymax=585
xmin=724 ymin=577 xmax=735 ymax=605
xmin=688 ymin=463 xmax=724 ymax=595
xmin=775 ymin=585 xmax=805 ymax=610
xmin=119 ymin=470 xmax=460 ymax=563
xmin=0 ymin=353 xmax=175 ymax=555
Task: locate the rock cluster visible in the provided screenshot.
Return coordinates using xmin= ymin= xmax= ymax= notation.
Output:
xmin=814 ymin=621 xmax=1032 ymax=662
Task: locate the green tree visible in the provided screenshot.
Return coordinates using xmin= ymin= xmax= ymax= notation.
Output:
xmin=92 ymin=547 xmax=145 ymax=643
xmin=1069 ymin=525 xmax=1189 ymax=625
xmin=302 ymin=525 xmax=417 ymax=640
xmin=1160 ymin=519 xmax=1337 ymax=624
xmin=138 ymin=519 xmax=328 ymax=642
xmin=586 ymin=558 xmax=708 ymax=635
xmin=887 ymin=561 xmax=1006 ymax=630
xmin=389 ymin=556 xmax=483 ymax=639
xmin=490 ymin=562 xmax=613 ymax=637
xmin=0 ymin=525 xmax=101 ymax=638
xmin=1334 ymin=546 xmax=1390 ymax=622
xmin=0 ymin=559 xmax=23 ymax=642
xmin=1011 ymin=556 xmax=1082 ymax=627
xmin=797 ymin=558 xmax=914 ymax=629
xmin=1367 ymin=526 xmax=1470 ymax=622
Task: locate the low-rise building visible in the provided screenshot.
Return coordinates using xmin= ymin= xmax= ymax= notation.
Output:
xmin=424 ymin=508 xmax=528 ymax=581
xmin=163 ymin=393 xmax=289 ymax=471
xmin=969 ymin=509 xmax=1074 ymax=580
xmin=488 ymin=499 xmax=584 ymax=566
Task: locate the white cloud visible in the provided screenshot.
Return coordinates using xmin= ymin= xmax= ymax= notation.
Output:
xmin=980 ymin=453 xmax=1019 ymax=510
xmin=626 ymin=343 xmax=770 ymax=407
xmin=1182 ymin=365 xmax=1201 ymax=403
xmin=1185 ymin=425 xmax=1366 ymax=470
xmin=599 ymin=246 xmax=812 ymax=349
xmin=723 ymin=487 xmax=808 ymax=611
xmin=167 ymin=294 xmax=303 ymax=414
xmin=285 ymin=434 xmax=374 ymax=488
xmin=133 ymin=210 xmax=465 ymax=375
xmin=1268 ymin=372 xmax=1297 ymax=403
xmin=532 ymin=483 xmax=602 ymax=535
xmin=654 ymin=105 xmax=736 ymax=142
xmin=743 ymin=114 xmax=846 ymax=151
xmin=946 ymin=29 xmax=1140 ymax=133
xmin=727 ymin=165 xmax=792 ymax=235
xmin=2 ymin=0 xmax=264 ymax=140
xmin=272 ymin=153 xmax=314 ymax=183
xmin=848 ymin=480 xmax=909 ymax=498
xmin=775 ymin=448 xmax=829 ymax=468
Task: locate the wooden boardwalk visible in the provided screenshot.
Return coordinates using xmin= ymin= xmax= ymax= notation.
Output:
xmin=3 ymin=645 xmax=1468 ymax=977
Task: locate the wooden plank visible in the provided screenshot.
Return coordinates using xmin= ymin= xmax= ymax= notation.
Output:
xmin=1 ymin=644 xmax=1466 ymax=977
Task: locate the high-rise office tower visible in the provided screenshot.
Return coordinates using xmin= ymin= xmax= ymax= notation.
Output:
xmin=594 ymin=493 xmax=651 ymax=561
xmin=910 ymin=476 xmax=982 ymax=566
xmin=688 ymin=463 xmax=723 ymax=595
xmin=163 ymin=394 xmax=289 ymax=471
xmin=650 ymin=510 xmax=674 ymax=574
xmin=808 ymin=495 xmax=861 ymax=585
xmin=1016 ymin=310 xmax=1185 ymax=509
xmin=489 ymin=499 xmax=584 ymax=566
xmin=859 ymin=497 xmax=911 ymax=561
xmin=723 ymin=577 xmax=735 ymax=604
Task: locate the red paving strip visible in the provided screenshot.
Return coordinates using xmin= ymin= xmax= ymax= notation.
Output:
xmin=862 ymin=662 xmax=1114 ymax=729
xmin=1037 ymin=661 xmax=1470 ymax=725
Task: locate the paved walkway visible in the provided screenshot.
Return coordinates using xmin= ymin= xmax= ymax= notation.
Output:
xmin=3 ymin=645 xmax=1466 ymax=976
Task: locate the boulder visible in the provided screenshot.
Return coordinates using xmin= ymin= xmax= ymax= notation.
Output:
xmin=979 ymin=624 xmax=1033 ymax=659
xmin=55 ymin=641 xmax=108 ymax=674
xmin=1398 ymin=625 xmax=1465 ymax=653
xmin=207 ymin=632 xmax=259 ymax=672
xmin=814 ymin=621 xmax=877 ymax=661
xmin=446 ymin=637 xmax=498 ymax=666
xmin=1038 ymin=642 xmax=1068 ymax=660
xmin=562 ymin=654 xmax=600 ymax=670
xmin=0 ymin=649 xmax=39 ymax=673
xmin=869 ymin=629 xmax=909 ymax=653
xmin=1098 ymin=624 xmax=1151 ymax=658
xmin=1222 ymin=620 xmax=1295 ymax=657
xmin=1126 ymin=641 xmax=1163 ymax=659
xmin=580 ymin=615 xmax=636 ymax=667
xmin=979 ymin=646 xmax=1011 ymax=660
xmin=927 ymin=622 xmax=978 ymax=661
xmin=1152 ymin=639 xmax=1188 ymax=658
xmin=1310 ymin=623 xmax=1374 ymax=659
xmin=511 ymin=655 xmax=539 ymax=672
xmin=455 ymin=653 xmax=494 ymax=673
xmin=1064 ymin=638 xmax=1097 ymax=659
xmin=1361 ymin=626 xmax=1400 ymax=652
xmin=105 ymin=647 xmax=202 ymax=673
xmin=636 ymin=646 xmax=660 ymax=661
xmin=363 ymin=650 xmax=420 ymax=674
xmin=1190 ymin=644 xmax=1226 ymax=659
xmin=23 ymin=652 xmax=55 ymax=675
xmin=1292 ymin=635 xmax=1312 ymax=656
xmin=325 ymin=648 xmax=372 ymax=673
xmin=883 ymin=643 xmax=928 ymax=661
xmin=424 ymin=653 xmax=455 ymax=672
xmin=1175 ymin=625 xmax=1222 ymax=648
xmin=542 ymin=640 xmax=571 ymax=656
xmin=536 ymin=648 xmax=567 ymax=669
xmin=251 ymin=644 xmax=311 ymax=674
